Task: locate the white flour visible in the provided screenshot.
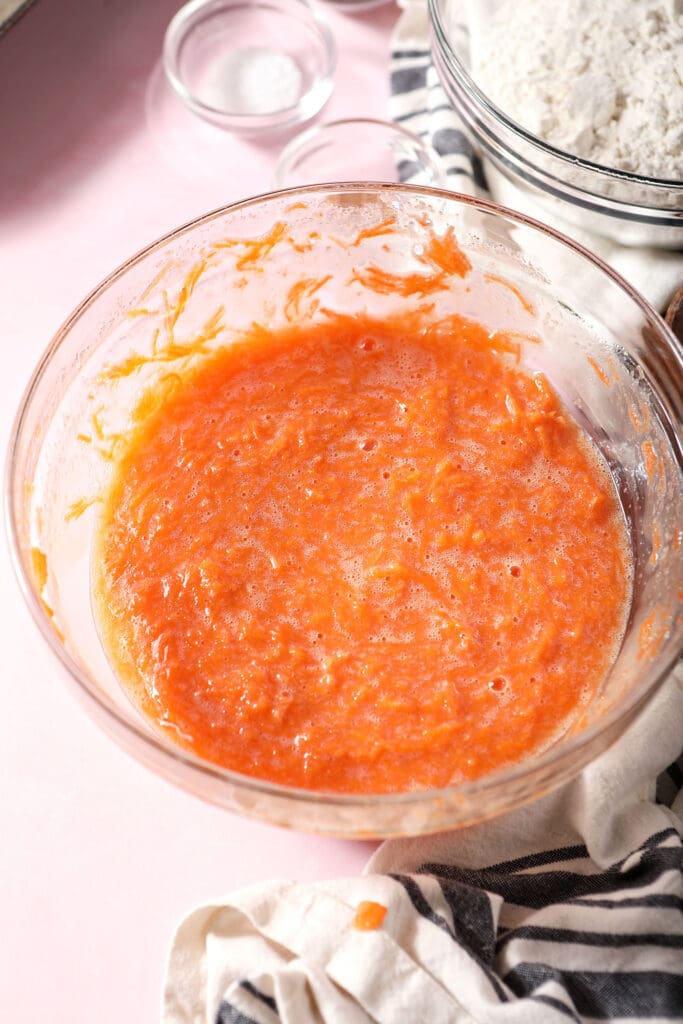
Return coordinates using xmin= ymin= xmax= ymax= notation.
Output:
xmin=472 ymin=0 xmax=683 ymax=181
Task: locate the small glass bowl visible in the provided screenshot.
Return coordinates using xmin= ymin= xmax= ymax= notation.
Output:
xmin=428 ymin=0 xmax=683 ymax=248
xmin=7 ymin=185 xmax=683 ymax=837
xmin=274 ymin=118 xmax=447 ymax=187
xmin=163 ymin=0 xmax=336 ymax=135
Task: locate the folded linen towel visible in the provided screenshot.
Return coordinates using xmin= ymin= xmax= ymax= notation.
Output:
xmin=390 ymin=0 xmax=683 ymax=313
xmin=163 ymin=664 xmax=683 ymax=1023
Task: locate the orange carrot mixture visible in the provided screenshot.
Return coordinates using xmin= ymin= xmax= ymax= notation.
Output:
xmin=94 ymin=312 xmax=630 ymax=793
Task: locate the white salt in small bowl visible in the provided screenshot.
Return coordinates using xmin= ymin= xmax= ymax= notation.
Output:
xmin=163 ymin=0 xmax=336 ymax=135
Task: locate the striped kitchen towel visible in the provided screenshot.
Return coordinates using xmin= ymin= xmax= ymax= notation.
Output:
xmin=163 ymin=664 xmax=683 ymax=1023
xmin=390 ymin=0 xmax=683 ymax=312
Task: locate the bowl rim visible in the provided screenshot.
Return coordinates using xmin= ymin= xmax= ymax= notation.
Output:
xmin=6 ymin=181 xmax=683 ymax=817
xmin=162 ymin=0 xmax=336 ymax=133
xmin=428 ymin=0 xmax=683 ymax=191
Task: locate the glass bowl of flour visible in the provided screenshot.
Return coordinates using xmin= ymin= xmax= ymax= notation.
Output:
xmin=429 ymin=0 xmax=683 ymax=248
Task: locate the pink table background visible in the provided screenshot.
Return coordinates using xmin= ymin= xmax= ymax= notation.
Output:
xmin=0 ymin=0 xmax=398 ymax=1017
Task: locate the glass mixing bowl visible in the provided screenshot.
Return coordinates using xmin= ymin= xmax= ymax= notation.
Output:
xmin=428 ymin=0 xmax=683 ymax=249
xmin=7 ymin=184 xmax=683 ymax=836
xmin=274 ymin=118 xmax=447 ymax=188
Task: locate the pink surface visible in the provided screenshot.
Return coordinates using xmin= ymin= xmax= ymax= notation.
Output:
xmin=0 ymin=0 xmax=397 ymax=1017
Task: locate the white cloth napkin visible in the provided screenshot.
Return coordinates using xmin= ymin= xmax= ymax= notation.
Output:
xmin=163 ymin=664 xmax=683 ymax=1024
xmin=390 ymin=0 xmax=683 ymax=313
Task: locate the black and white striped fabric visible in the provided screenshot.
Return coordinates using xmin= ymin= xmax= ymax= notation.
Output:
xmin=390 ymin=6 xmax=489 ymax=199
xmin=388 ymin=0 xmax=683 ymax=313
xmin=163 ymin=667 xmax=683 ymax=1023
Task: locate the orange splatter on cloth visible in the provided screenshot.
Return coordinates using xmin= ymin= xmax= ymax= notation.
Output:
xmin=353 ymin=902 xmax=388 ymax=931
xmin=94 ymin=313 xmax=631 ymax=794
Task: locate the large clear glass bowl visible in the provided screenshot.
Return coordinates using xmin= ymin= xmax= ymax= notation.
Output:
xmin=6 ymin=184 xmax=683 ymax=836
xmin=429 ymin=0 xmax=683 ymax=249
